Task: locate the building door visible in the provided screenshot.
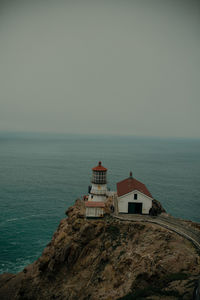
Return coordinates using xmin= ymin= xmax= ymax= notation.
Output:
xmin=128 ymin=203 xmax=142 ymax=214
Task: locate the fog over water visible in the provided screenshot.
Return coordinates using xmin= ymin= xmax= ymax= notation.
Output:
xmin=0 ymin=0 xmax=200 ymax=138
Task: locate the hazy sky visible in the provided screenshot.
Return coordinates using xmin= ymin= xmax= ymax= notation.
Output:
xmin=0 ymin=0 xmax=200 ymax=138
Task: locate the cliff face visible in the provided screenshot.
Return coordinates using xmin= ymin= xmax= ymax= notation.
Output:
xmin=0 ymin=200 xmax=199 ymax=300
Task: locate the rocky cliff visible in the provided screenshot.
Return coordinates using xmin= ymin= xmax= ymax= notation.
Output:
xmin=0 ymin=200 xmax=199 ymax=300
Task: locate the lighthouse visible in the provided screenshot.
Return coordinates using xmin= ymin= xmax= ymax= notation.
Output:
xmin=85 ymin=161 xmax=107 ymax=218
xmin=88 ymin=161 xmax=108 ymax=202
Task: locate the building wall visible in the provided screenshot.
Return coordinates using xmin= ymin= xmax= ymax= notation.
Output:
xmin=118 ymin=190 xmax=152 ymax=214
xmin=90 ymin=183 xmax=107 ymax=196
xmin=86 ymin=207 xmax=104 ymax=218
xmin=88 ymin=194 xmax=107 ymax=202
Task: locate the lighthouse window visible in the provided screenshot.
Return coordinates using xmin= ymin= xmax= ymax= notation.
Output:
xmin=92 ymin=171 xmax=106 ymax=184
xmin=134 ymin=194 xmax=137 ymax=200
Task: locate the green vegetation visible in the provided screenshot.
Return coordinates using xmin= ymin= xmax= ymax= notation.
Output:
xmin=96 ymin=258 xmax=109 ymax=273
xmin=163 ymin=272 xmax=189 ymax=283
xmin=118 ymin=272 xmax=189 ymax=300
xmin=118 ymin=250 xmax=126 ymax=259
xmin=118 ymin=286 xmax=181 ymax=300
xmin=107 ymin=225 xmax=120 ymax=240
xmin=112 ymin=239 xmax=121 ymax=250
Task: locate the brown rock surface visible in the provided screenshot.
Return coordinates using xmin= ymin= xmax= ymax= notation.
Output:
xmin=0 ymin=199 xmax=199 ymax=300
xmin=150 ymin=199 xmax=166 ymax=215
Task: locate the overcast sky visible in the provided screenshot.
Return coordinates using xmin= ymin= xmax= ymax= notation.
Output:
xmin=0 ymin=0 xmax=200 ymax=138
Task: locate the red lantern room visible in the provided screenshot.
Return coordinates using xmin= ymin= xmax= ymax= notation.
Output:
xmin=92 ymin=161 xmax=107 ymax=184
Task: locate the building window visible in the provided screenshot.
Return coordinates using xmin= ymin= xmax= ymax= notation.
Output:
xmin=134 ymin=194 xmax=137 ymax=200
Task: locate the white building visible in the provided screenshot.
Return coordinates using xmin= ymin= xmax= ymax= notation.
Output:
xmin=117 ymin=172 xmax=153 ymax=214
xmin=85 ymin=201 xmax=105 ymax=218
xmin=85 ymin=161 xmax=107 ymax=218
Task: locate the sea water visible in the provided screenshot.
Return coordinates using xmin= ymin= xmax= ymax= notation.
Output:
xmin=0 ymin=132 xmax=200 ymax=274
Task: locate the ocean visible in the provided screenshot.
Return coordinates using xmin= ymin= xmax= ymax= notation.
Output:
xmin=0 ymin=132 xmax=200 ymax=274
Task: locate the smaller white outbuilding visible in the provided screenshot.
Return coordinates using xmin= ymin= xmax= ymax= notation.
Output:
xmin=117 ymin=172 xmax=153 ymax=215
xmin=85 ymin=201 xmax=105 ymax=218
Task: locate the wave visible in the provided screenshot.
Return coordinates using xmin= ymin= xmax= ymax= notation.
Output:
xmin=0 ymin=213 xmax=60 ymax=227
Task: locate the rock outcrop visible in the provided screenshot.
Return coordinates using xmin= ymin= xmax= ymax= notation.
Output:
xmin=150 ymin=199 xmax=166 ymax=216
xmin=0 ymin=199 xmax=199 ymax=300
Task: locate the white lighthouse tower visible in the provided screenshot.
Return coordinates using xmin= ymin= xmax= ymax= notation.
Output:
xmin=85 ymin=161 xmax=107 ymax=218
xmin=88 ymin=161 xmax=108 ymax=202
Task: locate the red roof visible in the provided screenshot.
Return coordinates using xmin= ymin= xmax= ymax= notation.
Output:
xmin=92 ymin=161 xmax=107 ymax=172
xmin=117 ymin=174 xmax=153 ymax=198
xmin=85 ymin=201 xmax=105 ymax=208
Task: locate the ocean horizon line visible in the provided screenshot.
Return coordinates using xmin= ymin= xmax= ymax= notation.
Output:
xmin=0 ymin=130 xmax=200 ymax=142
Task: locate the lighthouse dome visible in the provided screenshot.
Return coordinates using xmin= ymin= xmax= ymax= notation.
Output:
xmin=92 ymin=161 xmax=107 ymax=172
